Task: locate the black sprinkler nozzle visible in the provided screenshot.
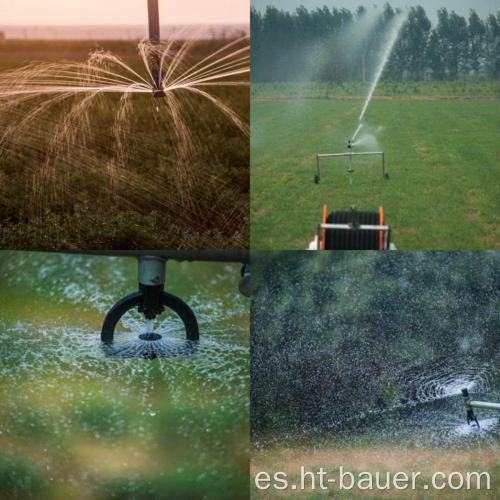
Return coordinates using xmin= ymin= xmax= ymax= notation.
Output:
xmin=462 ymin=387 xmax=480 ymax=428
xmin=347 ymin=139 xmax=352 ymax=149
xmin=100 ymin=256 xmax=199 ymax=358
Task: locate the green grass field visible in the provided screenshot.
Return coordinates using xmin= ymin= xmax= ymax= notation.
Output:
xmin=250 ymin=84 xmax=500 ymax=250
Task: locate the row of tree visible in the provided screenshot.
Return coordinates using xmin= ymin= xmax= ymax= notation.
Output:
xmin=251 ymin=4 xmax=500 ymax=82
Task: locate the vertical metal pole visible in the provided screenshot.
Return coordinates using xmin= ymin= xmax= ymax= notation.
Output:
xmin=348 ymin=153 xmax=353 ymax=185
xmin=147 ymin=0 xmax=163 ymax=90
xmin=148 ymin=0 xmax=161 ymax=45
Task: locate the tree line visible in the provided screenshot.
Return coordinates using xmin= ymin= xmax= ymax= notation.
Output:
xmin=251 ymin=4 xmax=500 ymax=82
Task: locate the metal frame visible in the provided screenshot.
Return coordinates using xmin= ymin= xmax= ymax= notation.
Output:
xmin=316 ymin=151 xmax=386 ymax=185
xmin=317 ymin=223 xmax=391 ymax=250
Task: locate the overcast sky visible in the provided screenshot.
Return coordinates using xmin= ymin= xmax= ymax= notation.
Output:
xmin=0 ymin=0 xmax=249 ymax=25
xmin=251 ymin=0 xmax=499 ymax=22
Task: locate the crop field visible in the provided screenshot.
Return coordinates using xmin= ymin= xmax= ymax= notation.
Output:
xmin=250 ymin=82 xmax=500 ymax=250
xmin=0 ymin=40 xmax=249 ymax=250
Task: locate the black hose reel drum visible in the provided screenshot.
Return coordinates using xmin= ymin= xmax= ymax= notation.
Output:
xmin=318 ymin=205 xmax=391 ymax=250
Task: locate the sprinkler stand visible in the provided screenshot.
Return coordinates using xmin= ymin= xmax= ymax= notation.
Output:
xmin=315 ymin=139 xmax=387 ymax=186
xmin=461 ymin=388 xmax=500 ymax=428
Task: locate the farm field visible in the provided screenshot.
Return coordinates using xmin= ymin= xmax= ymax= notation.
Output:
xmin=0 ymin=41 xmax=249 ymax=250
xmin=250 ymin=85 xmax=500 ymax=249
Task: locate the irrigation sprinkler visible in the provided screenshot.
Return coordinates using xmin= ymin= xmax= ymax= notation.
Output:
xmin=147 ymin=0 xmax=165 ymax=96
xmin=313 ymin=204 xmax=392 ymax=250
xmin=461 ymin=388 xmax=500 ymax=428
xmin=315 ymin=139 xmax=387 ymax=186
xmin=99 ymin=251 xmax=250 ymax=359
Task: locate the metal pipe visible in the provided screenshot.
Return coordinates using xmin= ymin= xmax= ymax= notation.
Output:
xmin=147 ymin=0 xmax=164 ymax=93
xmin=138 ymin=255 xmax=166 ymax=286
xmin=61 ymin=250 xmax=250 ymax=264
xmin=468 ymin=401 xmax=500 ymax=411
xmin=316 ymin=150 xmax=386 ymax=186
xmin=148 ymin=0 xmax=161 ymax=45
xmin=317 ymin=152 xmax=385 ymax=158
xmin=319 ymin=223 xmax=390 ymax=231
xmin=348 ymin=153 xmax=353 ymax=185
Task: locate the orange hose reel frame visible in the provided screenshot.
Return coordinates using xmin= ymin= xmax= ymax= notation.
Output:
xmin=378 ymin=206 xmax=384 ymax=250
xmin=321 ymin=204 xmax=327 ymax=250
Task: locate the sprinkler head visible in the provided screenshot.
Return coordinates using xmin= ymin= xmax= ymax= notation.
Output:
xmin=153 ymin=87 xmax=166 ymax=98
xmin=100 ymin=256 xmax=199 ymax=359
xmin=347 ymin=139 xmax=353 ymax=149
xmin=462 ymin=387 xmax=480 ymax=428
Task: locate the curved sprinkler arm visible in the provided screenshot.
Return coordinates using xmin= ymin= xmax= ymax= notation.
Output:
xmin=101 ymin=255 xmax=199 ymax=344
xmin=461 ymin=388 xmax=500 ymax=428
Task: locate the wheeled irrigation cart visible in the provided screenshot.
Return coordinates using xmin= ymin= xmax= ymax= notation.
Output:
xmin=461 ymin=388 xmax=500 ymax=428
xmin=315 ymin=140 xmax=388 ymax=186
xmin=68 ymin=251 xmax=249 ymax=359
xmin=313 ymin=204 xmax=391 ymax=250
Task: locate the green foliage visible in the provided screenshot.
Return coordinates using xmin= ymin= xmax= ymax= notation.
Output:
xmin=72 ymin=396 xmax=131 ymax=438
xmin=251 ymin=5 xmax=500 ymax=82
xmin=0 ymin=454 xmax=49 ymax=499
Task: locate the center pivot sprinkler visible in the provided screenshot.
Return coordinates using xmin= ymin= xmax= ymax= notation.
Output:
xmin=101 ymin=255 xmax=199 ymax=359
xmin=461 ymin=388 xmax=500 ymax=428
xmin=315 ymin=138 xmax=388 ymax=186
xmin=148 ymin=0 xmax=166 ymax=97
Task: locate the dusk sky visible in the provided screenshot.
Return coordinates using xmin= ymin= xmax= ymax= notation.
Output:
xmin=0 ymin=0 xmax=249 ymax=25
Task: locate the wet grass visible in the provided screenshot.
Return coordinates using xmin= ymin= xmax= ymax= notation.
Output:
xmin=250 ymin=85 xmax=499 ymax=250
xmin=0 ymin=40 xmax=249 ymax=250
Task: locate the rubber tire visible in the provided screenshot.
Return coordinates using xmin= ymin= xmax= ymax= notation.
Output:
xmin=101 ymin=291 xmax=199 ymax=342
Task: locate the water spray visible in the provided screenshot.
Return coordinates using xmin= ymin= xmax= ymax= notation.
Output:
xmin=461 ymin=388 xmax=500 ymax=428
xmin=147 ymin=0 xmax=165 ymax=96
xmin=100 ymin=251 xmax=250 ymax=359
